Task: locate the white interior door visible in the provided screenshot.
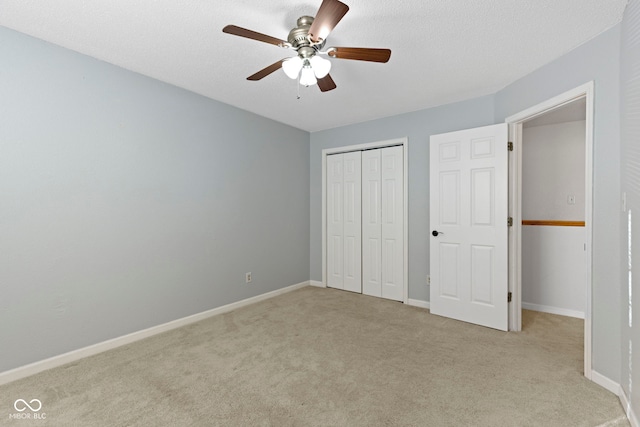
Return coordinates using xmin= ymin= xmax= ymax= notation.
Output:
xmin=362 ymin=149 xmax=382 ymax=297
xmin=362 ymin=146 xmax=404 ymax=301
xmin=429 ymin=124 xmax=509 ymax=331
xmin=327 ymin=154 xmax=344 ymax=289
xmin=381 ymin=146 xmax=404 ymax=301
xmin=343 ymin=151 xmax=362 ymax=293
xmin=327 ymin=152 xmax=362 ymax=292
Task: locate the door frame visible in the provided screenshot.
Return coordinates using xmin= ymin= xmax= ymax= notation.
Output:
xmin=505 ymin=81 xmax=594 ymax=379
xmin=321 ymin=137 xmax=409 ymax=303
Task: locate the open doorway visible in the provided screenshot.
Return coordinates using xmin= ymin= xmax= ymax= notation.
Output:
xmin=521 ymin=98 xmax=587 ymax=319
xmin=506 ymin=82 xmax=594 ymax=380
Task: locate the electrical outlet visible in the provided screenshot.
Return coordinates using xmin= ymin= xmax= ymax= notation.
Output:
xmin=567 ymin=195 xmax=576 ymax=205
xmin=245 ymin=272 xmax=252 ymax=283
xmin=427 ymin=275 xmax=430 ymax=285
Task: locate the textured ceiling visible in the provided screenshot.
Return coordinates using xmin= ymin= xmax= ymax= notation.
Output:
xmin=0 ymin=0 xmax=628 ymax=132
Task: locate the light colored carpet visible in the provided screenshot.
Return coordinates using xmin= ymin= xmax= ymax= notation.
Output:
xmin=0 ymin=286 xmax=628 ymax=426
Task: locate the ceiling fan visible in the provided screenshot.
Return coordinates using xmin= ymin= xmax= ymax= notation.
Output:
xmin=222 ymin=0 xmax=391 ymax=93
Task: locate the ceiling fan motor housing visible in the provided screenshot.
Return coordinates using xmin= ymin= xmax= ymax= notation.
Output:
xmin=288 ymin=16 xmax=325 ymax=55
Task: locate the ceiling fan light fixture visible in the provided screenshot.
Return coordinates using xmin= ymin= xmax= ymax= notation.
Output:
xmin=310 ymin=55 xmax=331 ymax=78
xmin=282 ymin=56 xmax=303 ymax=79
xmin=300 ymin=65 xmax=317 ymax=86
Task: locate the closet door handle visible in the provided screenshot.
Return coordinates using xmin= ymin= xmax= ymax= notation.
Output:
xmin=432 ymin=230 xmax=443 ymax=237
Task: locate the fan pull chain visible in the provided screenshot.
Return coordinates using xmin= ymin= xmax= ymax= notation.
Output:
xmin=297 ymin=78 xmax=301 ymax=100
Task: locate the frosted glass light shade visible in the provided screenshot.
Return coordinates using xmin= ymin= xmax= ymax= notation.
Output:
xmin=300 ymin=66 xmax=317 ymax=86
xmin=310 ymin=56 xmax=331 ymax=78
xmin=282 ymin=57 xmax=303 ymax=79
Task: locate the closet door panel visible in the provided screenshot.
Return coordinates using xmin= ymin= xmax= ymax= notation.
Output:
xmin=381 ymin=146 xmax=404 ymax=301
xmin=342 ymin=151 xmax=362 ymax=293
xmin=326 ymin=145 xmax=403 ymax=301
xmin=327 ymin=154 xmax=344 ymax=289
xmin=362 ymin=149 xmax=382 ymax=297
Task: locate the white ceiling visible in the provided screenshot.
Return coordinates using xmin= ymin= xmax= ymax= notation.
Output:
xmin=0 ymin=0 xmax=627 ymax=132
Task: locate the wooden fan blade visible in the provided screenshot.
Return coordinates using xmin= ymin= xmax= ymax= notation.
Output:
xmin=308 ymin=0 xmax=349 ymax=43
xmin=247 ymin=59 xmax=286 ymax=81
xmin=223 ymin=25 xmax=288 ymax=47
xmin=317 ymin=74 xmax=337 ymax=92
xmin=328 ymin=47 xmax=391 ymax=63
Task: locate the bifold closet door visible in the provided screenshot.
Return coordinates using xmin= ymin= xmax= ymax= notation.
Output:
xmin=327 ymin=152 xmax=362 ymax=292
xmin=362 ymin=150 xmax=382 ymax=296
xmin=362 ymin=146 xmax=404 ymax=301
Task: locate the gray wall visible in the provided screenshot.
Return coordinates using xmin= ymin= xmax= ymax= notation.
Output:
xmin=309 ymin=95 xmax=496 ymax=301
xmin=0 ymin=27 xmax=310 ymax=372
xmin=522 ymin=121 xmax=586 ymax=221
xmin=620 ymin=0 xmax=640 ymax=415
xmin=495 ymin=25 xmax=622 ymax=383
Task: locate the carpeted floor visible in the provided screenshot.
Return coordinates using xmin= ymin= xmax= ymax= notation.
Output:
xmin=0 ymin=286 xmax=629 ymax=426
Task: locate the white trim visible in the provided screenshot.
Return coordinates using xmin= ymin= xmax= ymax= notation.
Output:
xmin=619 ymin=386 xmax=639 ymax=427
xmin=507 ymin=121 xmax=523 ymax=332
xmin=309 ymin=280 xmax=325 ymax=288
xmin=0 ymin=281 xmax=311 ymax=386
xmin=521 ymin=302 xmax=584 ymax=319
xmin=584 ymin=317 xmax=592 ymax=381
xmin=321 ymin=137 xmax=409 ymax=303
xmin=322 ymin=150 xmax=327 ymax=287
xmin=584 ymin=83 xmax=595 ymax=380
xmin=591 ymin=370 xmax=620 ymax=395
xmin=407 ymin=299 xmax=430 ymax=309
xmin=505 ymin=81 xmax=594 ymax=381
xmin=322 ymin=138 xmax=406 ymax=155
xmin=504 ymin=83 xmax=593 ymax=123
xmin=403 ymin=141 xmax=409 ymax=304
xmin=596 ymin=415 xmax=634 ymax=427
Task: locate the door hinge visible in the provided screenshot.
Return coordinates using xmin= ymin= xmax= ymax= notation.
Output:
xmin=508 ymin=292 xmax=512 ymax=303
xmin=508 ymin=217 xmax=513 ymax=227
xmin=508 ymin=142 xmax=513 ymax=151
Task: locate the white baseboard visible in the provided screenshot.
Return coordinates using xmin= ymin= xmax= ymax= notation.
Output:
xmin=0 ymin=281 xmax=311 ymax=386
xmin=590 ymin=369 xmax=636 ymax=425
xmin=522 ymin=302 xmax=584 ymax=319
xmin=309 ymin=280 xmax=325 ymax=288
xmin=619 ymin=385 xmax=639 ymax=427
xmin=408 ymin=299 xmax=430 ymax=309
xmin=591 ymin=370 xmax=620 ymax=395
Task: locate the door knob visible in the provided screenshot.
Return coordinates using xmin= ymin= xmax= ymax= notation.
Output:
xmin=432 ymin=230 xmax=443 ymax=237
